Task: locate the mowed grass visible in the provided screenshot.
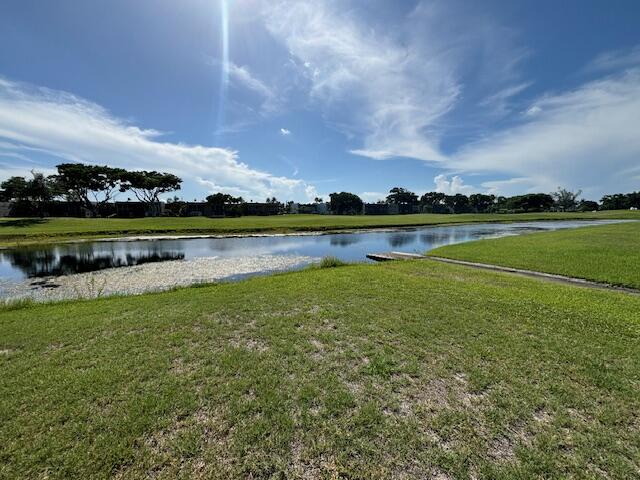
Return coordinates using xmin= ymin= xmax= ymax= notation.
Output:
xmin=429 ymin=221 xmax=640 ymax=289
xmin=1 ymin=210 xmax=639 ymax=247
xmin=1 ymin=260 xmax=639 ymax=479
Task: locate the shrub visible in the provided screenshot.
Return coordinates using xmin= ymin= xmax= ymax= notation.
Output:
xmin=317 ymin=256 xmax=347 ymax=268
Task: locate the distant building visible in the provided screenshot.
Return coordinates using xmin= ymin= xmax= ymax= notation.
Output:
xmin=245 ymin=203 xmax=280 ymax=216
xmin=115 ymin=201 xmax=164 ymax=217
xmin=0 ymin=202 xmax=10 ymax=217
xmin=360 ymin=203 xmax=420 ymax=215
xmin=296 ymin=202 xmax=330 ymax=214
xmin=184 ymin=202 xmax=209 ymax=216
xmin=363 ymin=203 xmax=400 ymax=215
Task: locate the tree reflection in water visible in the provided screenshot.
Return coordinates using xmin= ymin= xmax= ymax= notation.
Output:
xmin=2 ymin=246 xmax=184 ymax=278
xmin=387 ymin=233 xmax=417 ymax=248
xmin=329 ymin=235 xmax=362 ymax=247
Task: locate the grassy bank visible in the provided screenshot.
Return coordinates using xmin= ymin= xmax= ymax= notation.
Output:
xmin=429 ymin=221 xmax=640 ymax=289
xmin=1 ymin=210 xmax=639 ymax=247
xmin=1 ymin=260 xmax=639 ymax=478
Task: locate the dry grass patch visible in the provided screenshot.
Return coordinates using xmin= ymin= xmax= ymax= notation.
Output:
xmin=389 ymin=372 xmax=489 ymax=418
xmin=115 ymin=408 xmax=232 ymax=480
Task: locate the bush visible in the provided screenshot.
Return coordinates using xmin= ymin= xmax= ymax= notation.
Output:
xmin=317 ymin=256 xmax=347 ymax=268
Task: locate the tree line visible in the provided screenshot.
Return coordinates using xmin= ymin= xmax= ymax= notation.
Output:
xmin=1 ymin=165 xmax=638 ymax=217
xmin=328 ymin=187 xmax=640 ymax=214
xmin=0 ymin=164 xmax=181 ymax=216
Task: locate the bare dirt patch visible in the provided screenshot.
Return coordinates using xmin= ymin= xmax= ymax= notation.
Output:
xmin=391 ymin=372 xmax=489 ymax=418
xmin=287 ymin=438 xmax=339 ymax=480
xmin=532 ymin=408 xmax=553 ymax=425
xmin=169 ymin=357 xmax=200 ymax=376
xmin=229 ymin=337 xmax=268 ymax=352
xmin=487 ymin=422 xmax=533 ymax=463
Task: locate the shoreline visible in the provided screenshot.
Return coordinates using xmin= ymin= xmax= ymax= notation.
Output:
xmin=0 ymin=255 xmax=315 ymax=303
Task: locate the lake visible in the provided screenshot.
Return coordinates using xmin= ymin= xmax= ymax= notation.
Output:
xmin=0 ymin=219 xmax=620 ymax=282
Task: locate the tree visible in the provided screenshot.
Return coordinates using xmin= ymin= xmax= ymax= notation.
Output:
xmin=329 ymin=192 xmax=363 ymax=215
xmin=600 ymin=193 xmax=629 ymax=211
xmin=0 ymin=171 xmax=59 ymax=216
xmin=419 ymin=192 xmax=446 ymax=213
xmin=577 ymin=200 xmax=599 ymax=212
xmin=53 ymin=163 xmax=125 ymax=216
xmin=266 ymin=197 xmax=279 ymax=204
xmin=314 ymin=197 xmax=324 ymax=204
xmin=0 ymin=176 xmax=29 ymax=202
xmin=552 ymin=187 xmax=581 ymax=212
xmin=469 ymin=194 xmax=496 ymax=213
xmin=504 ymin=194 xmax=554 ymax=212
xmin=165 ymin=196 xmax=186 ymax=216
xmin=490 ymin=196 xmax=508 ymax=212
xmin=119 ymin=171 xmax=182 ymax=205
xmin=628 ymin=191 xmax=640 ymax=208
xmin=206 ymin=193 xmax=244 ymax=216
xmin=26 ymin=171 xmax=59 ymax=216
xmin=386 ymin=187 xmax=418 ymax=205
xmin=442 ymin=194 xmax=471 ymax=214
xmin=27 ymin=171 xmax=55 ymax=203
xmin=206 ymin=193 xmax=244 ymax=205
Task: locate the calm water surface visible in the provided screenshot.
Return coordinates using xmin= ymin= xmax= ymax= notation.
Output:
xmin=0 ymin=220 xmax=622 ymax=281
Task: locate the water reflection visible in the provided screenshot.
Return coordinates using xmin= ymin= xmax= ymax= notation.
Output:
xmin=2 ymin=247 xmax=184 ymax=278
xmin=387 ymin=233 xmax=417 ymax=248
xmin=329 ymin=235 xmax=362 ymax=247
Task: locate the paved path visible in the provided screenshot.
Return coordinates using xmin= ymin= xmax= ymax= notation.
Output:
xmin=368 ymin=250 xmax=640 ymax=295
xmin=426 ymin=255 xmax=640 ymax=295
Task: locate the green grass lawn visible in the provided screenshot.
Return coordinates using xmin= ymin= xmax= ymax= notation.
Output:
xmin=1 ymin=210 xmax=639 ymax=247
xmin=429 ymin=221 xmax=640 ymax=289
xmin=2 ymin=260 xmax=639 ymax=479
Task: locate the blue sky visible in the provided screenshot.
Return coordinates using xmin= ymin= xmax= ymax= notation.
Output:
xmin=0 ymin=0 xmax=639 ymax=202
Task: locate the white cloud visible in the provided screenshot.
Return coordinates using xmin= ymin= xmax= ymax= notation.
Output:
xmin=524 ymin=105 xmax=542 ymax=116
xmin=304 ymin=184 xmax=320 ymax=201
xmin=0 ymin=77 xmax=316 ymax=201
xmin=451 ymin=69 xmax=640 ymax=197
xmin=480 ymin=177 xmax=534 ymax=196
xmin=359 ymin=191 xmax=387 ymax=203
xmin=263 ymin=0 xmax=460 ymax=162
xmin=433 ymin=174 xmax=476 ymax=195
xmin=260 ymin=0 xmax=532 ymax=164
xmin=279 ymin=128 xmax=291 ymax=136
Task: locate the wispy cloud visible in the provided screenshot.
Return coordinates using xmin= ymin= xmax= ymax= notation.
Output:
xmin=478 ymin=82 xmax=532 ymax=116
xmin=261 ymin=0 xmax=534 ymax=165
xmin=0 ymin=77 xmax=317 ymax=201
xmin=451 ymin=67 xmax=640 ymax=197
xmin=585 ymin=45 xmax=640 ymax=74
xmin=263 ymin=0 xmax=461 ymax=162
xmin=225 ymin=62 xmax=278 ymax=114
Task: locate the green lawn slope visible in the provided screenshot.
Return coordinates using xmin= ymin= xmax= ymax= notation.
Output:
xmin=429 ymin=220 xmax=640 ymax=289
xmin=1 ymin=260 xmax=639 ymax=478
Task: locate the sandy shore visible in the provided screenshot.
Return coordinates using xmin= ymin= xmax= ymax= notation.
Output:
xmin=0 ymin=255 xmax=314 ymax=303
